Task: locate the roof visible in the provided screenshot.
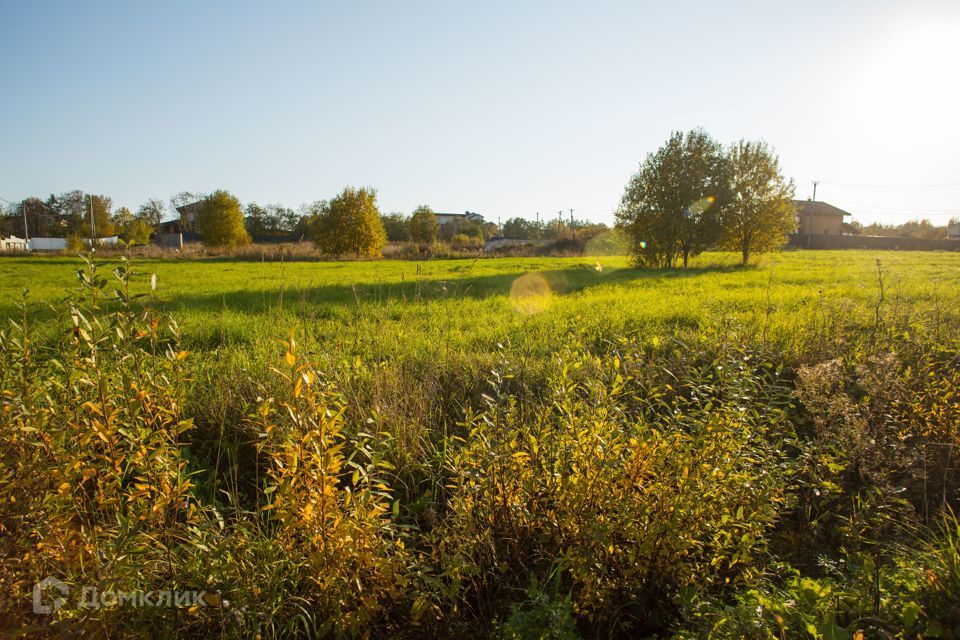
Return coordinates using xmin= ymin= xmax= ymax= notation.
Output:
xmin=434 ymin=211 xmax=486 ymax=225
xmin=175 ymin=202 xmax=201 ymax=215
xmin=793 ymin=200 xmax=851 ymax=217
xmin=435 ymin=211 xmax=484 ymax=218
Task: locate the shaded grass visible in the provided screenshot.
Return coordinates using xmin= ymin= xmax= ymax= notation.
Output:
xmin=3 ymin=251 xmax=960 ymax=415
xmin=4 ymin=251 xmax=958 ymax=355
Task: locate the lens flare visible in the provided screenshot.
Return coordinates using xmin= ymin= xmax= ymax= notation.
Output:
xmin=639 ymin=240 xmax=648 ymax=249
xmin=510 ymin=272 xmax=552 ymax=315
xmin=686 ymin=196 xmax=716 ymax=217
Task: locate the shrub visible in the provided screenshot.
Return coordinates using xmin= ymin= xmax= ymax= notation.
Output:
xmin=309 ymin=187 xmax=387 ymax=257
xmin=196 ymin=190 xmax=251 ymax=248
xmin=429 ymin=351 xmax=786 ymax=634
xmin=248 ymin=335 xmax=408 ymax=634
xmin=408 ymin=205 xmax=439 ymax=245
xmin=916 ymin=512 xmax=960 ymax=635
xmin=0 ymin=257 xmax=203 ymax=631
xmin=66 ymin=233 xmax=85 ymax=252
xmin=449 ymin=233 xmax=482 ymax=250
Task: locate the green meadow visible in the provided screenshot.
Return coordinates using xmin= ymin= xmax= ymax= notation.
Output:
xmin=3 ymin=250 xmax=958 ymax=360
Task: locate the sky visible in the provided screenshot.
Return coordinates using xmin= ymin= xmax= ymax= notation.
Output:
xmin=2 ymin=0 xmax=959 ymax=227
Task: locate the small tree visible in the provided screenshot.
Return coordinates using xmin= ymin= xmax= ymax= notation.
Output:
xmin=196 ymin=190 xmax=251 ymax=248
xmin=112 ymin=207 xmax=153 ymax=245
xmin=309 ymin=187 xmax=386 ymax=257
xmin=136 ymin=198 xmax=165 ymax=228
xmin=85 ymin=194 xmax=115 ymax=238
xmin=720 ymin=140 xmax=795 ymax=265
xmin=616 ymin=129 xmax=725 ymax=268
xmin=408 ymin=205 xmax=438 ymax=244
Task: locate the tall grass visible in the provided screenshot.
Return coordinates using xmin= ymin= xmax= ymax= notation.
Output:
xmin=1 ymin=251 xmax=959 ymax=637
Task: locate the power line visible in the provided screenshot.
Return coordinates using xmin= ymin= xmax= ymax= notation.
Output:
xmin=819 ymin=181 xmax=960 ymax=189
xmin=830 ymin=199 xmax=960 ymax=214
xmin=846 ymin=211 xmax=958 ymax=218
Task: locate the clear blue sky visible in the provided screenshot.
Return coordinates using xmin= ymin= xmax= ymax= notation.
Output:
xmin=2 ymin=0 xmax=958 ymax=226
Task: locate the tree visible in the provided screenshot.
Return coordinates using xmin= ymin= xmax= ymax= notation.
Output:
xmin=245 ymin=203 xmax=303 ymax=237
xmin=113 ymin=207 xmax=153 ymax=245
xmin=616 ymin=129 xmax=726 ymax=268
xmin=244 ymin=203 xmax=272 ymax=237
xmin=308 ymin=187 xmax=386 ymax=257
xmin=45 ymin=191 xmax=86 ymax=236
xmin=0 ymin=202 xmax=14 ymax=237
xmin=274 ymin=206 xmax=301 ymax=235
xmin=136 ymin=198 xmax=166 ymax=228
xmin=719 ymin=141 xmax=796 ymax=265
xmin=380 ymin=213 xmax=410 ymax=242
xmin=86 ymin=194 xmax=115 ymax=238
xmin=11 ymin=197 xmax=51 ymax=237
xmin=408 ymin=205 xmax=439 ymax=244
xmin=196 ymin=190 xmax=251 ymax=248
xmin=170 ymin=191 xmax=199 ymax=211
xmin=502 ymin=217 xmax=537 ymax=240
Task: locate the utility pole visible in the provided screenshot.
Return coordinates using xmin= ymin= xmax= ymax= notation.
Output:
xmin=812 ymin=180 xmax=819 ymax=201
xmin=88 ymin=194 xmax=97 ymax=246
xmin=569 ymin=209 xmax=574 ymax=227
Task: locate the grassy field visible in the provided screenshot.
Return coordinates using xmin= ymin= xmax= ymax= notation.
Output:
xmin=3 ymin=250 xmax=958 ymax=359
xmin=3 ymin=249 xmax=960 ymax=638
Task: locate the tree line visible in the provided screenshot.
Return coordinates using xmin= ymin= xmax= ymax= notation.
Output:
xmin=2 ymin=186 xmax=618 ymax=257
xmin=0 ymin=188 xmax=429 ymax=255
xmin=5 ymin=128 xmax=859 ymax=264
xmin=846 ymin=217 xmax=959 ymax=239
xmin=0 ymin=192 xmax=166 ymax=246
xmin=176 ymin=188 xmax=491 ymax=256
xmin=0 ymin=190 xmax=307 ymax=247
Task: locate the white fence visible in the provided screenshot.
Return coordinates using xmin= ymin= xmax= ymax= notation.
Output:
xmin=0 ymin=236 xmax=121 ymax=253
xmin=28 ymin=237 xmax=67 ymax=251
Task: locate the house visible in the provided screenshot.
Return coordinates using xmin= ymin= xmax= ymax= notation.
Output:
xmin=0 ymin=235 xmax=28 ymax=252
xmin=155 ymin=202 xmax=202 ymax=246
xmin=174 ymin=202 xmax=202 ymax=233
xmin=157 ymin=219 xmax=185 ymax=234
xmin=435 ymin=211 xmax=485 ymax=227
xmin=793 ymin=200 xmax=850 ymax=235
xmin=156 ymin=202 xmax=201 ymax=235
xmin=948 ymin=222 xmax=960 ymax=239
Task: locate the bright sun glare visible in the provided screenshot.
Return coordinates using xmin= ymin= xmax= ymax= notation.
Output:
xmin=851 ymin=21 xmax=960 ymax=138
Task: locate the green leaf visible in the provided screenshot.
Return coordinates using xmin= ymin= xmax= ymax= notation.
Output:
xmin=820 ymin=622 xmax=850 ymax=640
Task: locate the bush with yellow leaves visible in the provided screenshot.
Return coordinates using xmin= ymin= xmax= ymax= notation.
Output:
xmin=429 ymin=352 xmax=787 ymax=635
xmin=250 ymin=334 xmax=408 ymax=635
xmin=0 ymin=256 xmax=201 ymax=631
